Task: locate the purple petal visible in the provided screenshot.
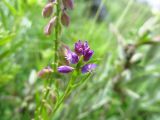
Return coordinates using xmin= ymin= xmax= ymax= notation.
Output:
xmin=65 ymin=48 xmax=79 ymax=64
xmin=70 ymin=52 xmax=79 ymax=64
xmin=74 ymin=40 xmax=84 ymax=55
xmin=83 ymin=49 xmax=94 ymax=61
xmin=83 ymin=41 xmax=89 ymax=51
xmin=58 ymin=66 xmax=74 ymax=73
xmin=74 ymin=40 xmax=91 ymax=56
xmin=81 ymin=64 xmax=97 ymax=74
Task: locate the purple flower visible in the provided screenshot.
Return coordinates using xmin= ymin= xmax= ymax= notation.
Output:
xmin=65 ymin=47 xmax=79 ymax=64
xmin=74 ymin=40 xmax=84 ymax=55
xmin=81 ymin=64 xmax=97 ymax=74
xmin=83 ymin=41 xmax=89 ymax=51
xmin=57 ymin=41 xmax=96 ymax=74
xmin=74 ymin=41 xmax=90 ymax=55
xmin=75 ymin=40 xmax=93 ymax=61
xmin=38 ymin=66 xmax=53 ymax=77
xmin=83 ymin=49 xmax=94 ymax=61
xmin=58 ymin=66 xmax=74 ymax=73
xmin=44 ymin=16 xmax=57 ymax=35
xmin=42 ymin=3 xmax=53 ymax=18
xmin=61 ymin=11 xmax=70 ymax=27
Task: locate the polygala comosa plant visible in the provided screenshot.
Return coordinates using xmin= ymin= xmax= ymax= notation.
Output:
xmin=35 ymin=0 xmax=97 ymax=119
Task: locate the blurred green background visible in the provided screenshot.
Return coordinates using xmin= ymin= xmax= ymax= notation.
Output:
xmin=0 ymin=0 xmax=160 ymax=120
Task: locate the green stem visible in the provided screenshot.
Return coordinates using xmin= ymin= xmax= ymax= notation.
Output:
xmin=52 ymin=73 xmax=91 ymax=115
xmin=71 ymin=73 xmax=91 ymax=88
xmin=35 ymin=1 xmax=61 ymax=119
xmin=52 ymin=76 xmax=74 ymax=115
xmin=54 ymin=0 xmax=60 ymax=71
xmin=35 ymin=74 xmax=52 ymax=120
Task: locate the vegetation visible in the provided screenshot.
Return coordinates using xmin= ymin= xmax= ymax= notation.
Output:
xmin=0 ymin=0 xmax=160 ymax=120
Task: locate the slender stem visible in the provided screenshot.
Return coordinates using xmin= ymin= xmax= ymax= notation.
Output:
xmin=52 ymin=73 xmax=91 ymax=116
xmin=116 ymin=0 xmax=133 ymax=28
xmin=35 ymin=74 xmax=52 ymax=120
xmin=39 ymin=87 xmax=50 ymax=113
xmin=88 ymin=0 xmax=106 ymax=36
xmin=52 ymin=75 xmax=74 ymax=115
xmin=35 ymin=1 xmax=61 ymax=119
xmin=54 ymin=0 xmax=60 ymax=71
xmin=72 ymin=73 xmax=91 ymax=88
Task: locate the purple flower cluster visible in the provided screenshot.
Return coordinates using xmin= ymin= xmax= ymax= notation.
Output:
xmin=58 ymin=40 xmax=96 ymax=74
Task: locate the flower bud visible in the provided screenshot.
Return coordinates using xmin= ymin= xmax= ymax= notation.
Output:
xmin=58 ymin=66 xmax=74 ymax=73
xmin=38 ymin=66 xmax=53 ymax=77
xmin=75 ymin=40 xmax=84 ymax=55
xmin=42 ymin=3 xmax=53 ymax=18
xmin=61 ymin=11 xmax=70 ymax=27
xmin=50 ymin=92 xmax=56 ymax=103
xmin=63 ymin=0 xmax=74 ymax=10
xmin=83 ymin=49 xmax=94 ymax=61
xmin=44 ymin=16 xmax=57 ymax=35
xmin=83 ymin=41 xmax=89 ymax=50
xmin=130 ymin=53 xmax=143 ymax=64
xmin=81 ymin=64 xmax=97 ymax=74
xmin=48 ymin=0 xmax=56 ymax=3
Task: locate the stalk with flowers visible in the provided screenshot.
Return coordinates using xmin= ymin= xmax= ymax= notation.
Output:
xmin=34 ymin=0 xmax=97 ymax=119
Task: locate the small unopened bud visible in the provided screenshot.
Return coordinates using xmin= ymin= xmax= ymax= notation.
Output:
xmin=48 ymin=0 xmax=56 ymax=3
xmin=83 ymin=49 xmax=94 ymax=61
xmin=130 ymin=53 xmax=143 ymax=64
xmin=38 ymin=66 xmax=53 ymax=77
xmin=58 ymin=65 xmax=74 ymax=73
xmin=50 ymin=92 xmax=56 ymax=103
xmin=44 ymin=103 xmax=52 ymax=115
xmin=63 ymin=0 xmax=74 ymax=9
xmin=42 ymin=3 xmax=53 ymax=18
xmin=42 ymin=99 xmax=47 ymax=104
xmin=44 ymin=16 xmax=57 ymax=35
xmin=61 ymin=11 xmax=70 ymax=27
xmin=153 ymin=35 xmax=160 ymax=42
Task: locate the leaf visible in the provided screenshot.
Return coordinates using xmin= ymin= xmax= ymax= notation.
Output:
xmin=0 ymin=33 xmax=15 ymax=46
xmin=2 ymin=0 xmax=18 ymax=16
